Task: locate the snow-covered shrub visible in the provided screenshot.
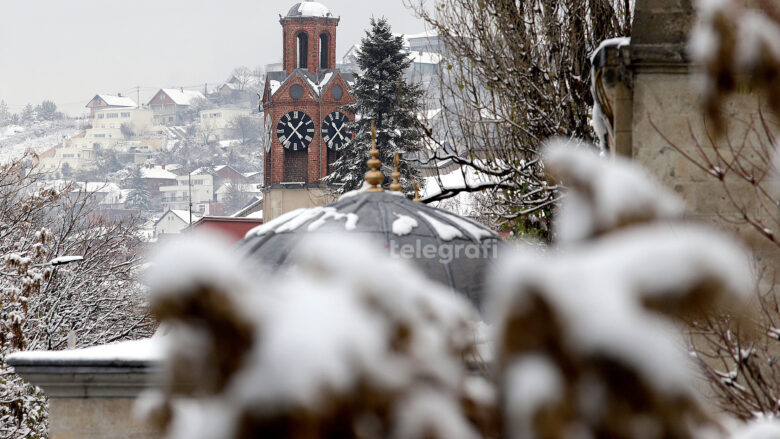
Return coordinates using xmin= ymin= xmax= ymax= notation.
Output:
xmin=142 ymin=141 xmax=776 ymax=438
xmin=142 ymin=231 xmax=489 ymax=439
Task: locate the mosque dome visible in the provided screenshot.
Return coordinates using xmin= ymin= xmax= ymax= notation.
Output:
xmin=238 ymin=125 xmax=504 ymax=306
xmin=286 ymin=1 xmax=331 ymax=18
xmin=237 ymin=190 xmax=503 ymax=307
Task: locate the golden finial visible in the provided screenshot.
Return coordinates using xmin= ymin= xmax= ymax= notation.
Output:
xmin=389 ymin=152 xmax=402 ymax=191
xmin=413 ymin=181 xmax=421 ymax=202
xmin=364 ymin=121 xmax=385 ymax=192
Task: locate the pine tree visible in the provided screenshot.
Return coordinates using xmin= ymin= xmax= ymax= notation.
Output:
xmin=124 ymin=167 xmax=151 ymax=211
xmin=326 ymin=18 xmax=424 ymax=194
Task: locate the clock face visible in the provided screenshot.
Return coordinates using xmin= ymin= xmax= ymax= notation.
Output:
xmin=277 ymin=111 xmax=314 ymax=151
xmin=321 ymin=111 xmax=352 ymax=150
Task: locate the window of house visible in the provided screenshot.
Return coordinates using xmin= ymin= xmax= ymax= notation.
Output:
xmin=107 ymin=113 xmax=118 ymax=119
xmin=98 ymin=114 xmax=104 ymax=119
xmin=121 ymin=112 xmax=130 ymax=117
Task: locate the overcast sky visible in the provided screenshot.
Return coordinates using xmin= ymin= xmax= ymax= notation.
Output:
xmin=0 ymin=0 xmax=426 ymax=116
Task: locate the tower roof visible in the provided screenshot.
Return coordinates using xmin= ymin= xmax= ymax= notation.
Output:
xmin=286 ymin=1 xmax=331 ymax=18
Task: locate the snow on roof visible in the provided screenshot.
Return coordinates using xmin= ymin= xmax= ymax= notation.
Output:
xmin=172 ymin=209 xmax=197 ymax=224
xmin=409 ymin=51 xmax=442 ymax=65
xmin=160 ymin=209 xmax=199 ymax=225
xmin=403 ymin=29 xmax=439 ymax=40
xmin=303 ymin=72 xmax=335 ymax=95
xmin=160 ymin=88 xmax=206 ymax=106
xmin=94 ymin=94 xmax=137 ymax=108
xmin=245 ymin=209 xmax=263 ymax=219
xmin=7 ymin=338 xmax=162 ymax=365
xmin=141 ymin=166 xmax=178 ymax=180
xmin=287 ymin=1 xmax=331 ymax=17
xmin=269 ymin=80 xmax=282 ymax=95
xmin=72 ymin=181 xmax=121 ymax=194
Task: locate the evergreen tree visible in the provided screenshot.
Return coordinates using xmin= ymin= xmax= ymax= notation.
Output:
xmin=125 ymin=167 xmax=151 ymax=211
xmin=20 ymin=104 xmax=35 ymax=125
xmin=326 ymin=18 xmax=424 ymax=194
xmin=125 ymin=188 xmax=152 ymax=211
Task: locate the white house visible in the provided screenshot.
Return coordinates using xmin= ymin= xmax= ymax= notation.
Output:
xmin=198 ymin=108 xmax=252 ymax=142
xmin=154 ymin=209 xmax=199 ymax=237
xmin=147 ymin=88 xmax=206 ymax=126
xmin=85 ymin=94 xmax=137 ymax=117
xmin=159 ymin=173 xmax=214 ymax=213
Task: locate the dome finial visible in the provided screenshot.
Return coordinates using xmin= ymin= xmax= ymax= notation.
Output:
xmin=365 ymin=121 xmax=385 ymax=192
xmin=413 ymin=181 xmax=421 ymax=202
xmin=390 ymin=152 xmax=402 ymax=191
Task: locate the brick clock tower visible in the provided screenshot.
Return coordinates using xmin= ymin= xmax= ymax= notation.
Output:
xmin=261 ymin=0 xmax=355 ymax=221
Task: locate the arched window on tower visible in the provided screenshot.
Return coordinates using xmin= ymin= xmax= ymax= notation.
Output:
xmin=320 ymin=33 xmax=329 ymax=69
xmin=297 ymin=33 xmax=308 ymax=69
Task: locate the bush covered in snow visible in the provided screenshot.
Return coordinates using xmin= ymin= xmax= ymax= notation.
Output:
xmin=142 ymin=141 xmax=775 ymax=438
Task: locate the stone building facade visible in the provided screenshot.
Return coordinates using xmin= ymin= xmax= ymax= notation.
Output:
xmin=594 ymin=0 xmax=778 ymax=283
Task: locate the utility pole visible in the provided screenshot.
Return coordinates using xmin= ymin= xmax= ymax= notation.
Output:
xmin=136 ymin=86 xmax=140 ymax=107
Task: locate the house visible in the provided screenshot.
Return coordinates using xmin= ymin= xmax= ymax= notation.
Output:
xmin=193 ymin=164 xmax=247 ymax=189
xmin=85 ymin=94 xmax=137 ymax=117
xmin=159 ymin=173 xmax=214 ymax=213
xmin=154 ymin=209 xmax=199 ymax=236
xmin=147 ymin=88 xmax=206 ymax=126
xmin=41 ymin=107 xmax=155 ymax=172
xmin=139 ymin=164 xmax=178 ymax=194
xmin=198 ymin=108 xmax=252 ymax=142
xmin=89 ymin=107 xmax=154 ymax=140
xmin=66 ymin=182 xmax=124 ymax=208
xmin=214 ymin=182 xmax=262 ymax=208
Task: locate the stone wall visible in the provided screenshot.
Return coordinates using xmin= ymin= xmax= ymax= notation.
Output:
xmin=631 ymin=72 xmax=779 ymax=276
xmin=49 ymin=399 xmax=161 ymax=439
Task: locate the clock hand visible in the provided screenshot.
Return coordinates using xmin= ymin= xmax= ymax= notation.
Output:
xmin=288 ymin=121 xmax=304 ymax=140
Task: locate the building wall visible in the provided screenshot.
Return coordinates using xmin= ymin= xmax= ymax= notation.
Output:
xmin=629 ymin=0 xmax=779 ymax=282
xmin=49 ymin=398 xmax=160 ymax=439
xmin=93 ymin=108 xmax=153 ymax=137
xmin=198 ymin=108 xmax=252 ymax=141
xmin=263 ymin=187 xmax=336 ymax=222
xmin=160 ymin=174 xmax=213 ymax=211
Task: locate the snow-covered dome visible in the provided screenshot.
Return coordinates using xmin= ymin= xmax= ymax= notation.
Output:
xmin=286 ymin=1 xmax=331 ymax=18
xmin=237 ymin=191 xmax=504 ymax=308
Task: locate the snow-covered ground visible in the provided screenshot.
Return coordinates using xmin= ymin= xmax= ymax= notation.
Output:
xmin=0 ymin=121 xmax=79 ymax=164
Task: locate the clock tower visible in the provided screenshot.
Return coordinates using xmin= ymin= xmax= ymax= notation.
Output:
xmin=261 ymin=0 xmax=355 ymax=221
